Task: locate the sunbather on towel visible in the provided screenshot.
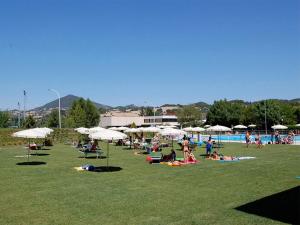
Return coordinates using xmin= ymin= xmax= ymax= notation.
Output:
xmin=162 ymin=150 xmax=176 ymax=162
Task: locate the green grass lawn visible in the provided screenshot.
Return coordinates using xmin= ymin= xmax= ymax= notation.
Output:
xmin=0 ymin=142 xmax=299 ymax=225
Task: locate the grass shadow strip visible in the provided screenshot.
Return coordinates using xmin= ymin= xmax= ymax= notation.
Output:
xmin=235 ymin=186 xmax=300 ymax=224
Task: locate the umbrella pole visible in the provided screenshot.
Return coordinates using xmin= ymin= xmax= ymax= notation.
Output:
xmin=27 ymin=139 xmax=30 ymax=162
xmin=107 ymin=141 xmax=109 ymax=169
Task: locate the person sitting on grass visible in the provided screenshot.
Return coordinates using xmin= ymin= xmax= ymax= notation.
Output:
xmin=152 ymin=143 xmax=160 ymax=152
xmin=162 ymin=150 xmax=176 ymax=162
xmin=207 ymin=151 xmax=220 ymax=160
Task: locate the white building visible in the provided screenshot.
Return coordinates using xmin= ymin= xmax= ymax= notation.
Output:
xmin=99 ymin=111 xmax=179 ymax=128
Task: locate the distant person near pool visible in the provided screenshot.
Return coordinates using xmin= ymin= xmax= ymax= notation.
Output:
xmin=206 ymin=139 xmax=213 ymax=155
xmin=245 ymin=131 xmax=250 ymax=147
xmin=255 ymin=133 xmax=263 ymax=149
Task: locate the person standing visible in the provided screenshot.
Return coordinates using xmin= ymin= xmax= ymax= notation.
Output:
xmin=245 ymin=131 xmax=250 ymax=148
xmin=183 ymin=138 xmax=190 ymax=162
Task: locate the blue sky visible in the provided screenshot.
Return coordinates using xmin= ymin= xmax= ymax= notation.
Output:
xmin=0 ymin=0 xmax=299 ymax=110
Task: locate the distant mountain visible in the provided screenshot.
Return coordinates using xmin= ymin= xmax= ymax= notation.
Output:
xmin=290 ymin=98 xmax=300 ymax=103
xmin=113 ymin=104 xmax=140 ymax=111
xmin=190 ymin=101 xmax=211 ymax=108
xmin=32 ymin=95 xmax=111 ymax=111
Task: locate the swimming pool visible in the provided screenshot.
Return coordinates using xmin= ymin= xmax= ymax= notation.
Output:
xmin=199 ymin=134 xmax=300 ymax=144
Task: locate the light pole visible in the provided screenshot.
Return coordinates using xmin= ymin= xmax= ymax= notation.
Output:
xmin=264 ymin=100 xmax=267 ymax=134
xmin=48 ymin=89 xmax=61 ymax=129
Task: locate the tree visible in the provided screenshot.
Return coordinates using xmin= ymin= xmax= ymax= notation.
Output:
xmin=249 ymin=100 xmax=296 ymax=129
xmin=294 ymin=107 xmax=300 ymax=123
xmin=23 ymin=115 xmax=36 ymax=128
xmin=145 ymin=107 xmax=154 ymax=116
xmin=65 ymin=98 xmax=99 ymax=128
xmin=206 ymin=100 xmax=245 ymax=127
xmin=85 ymin=99 xmax=100 ymax=128
xmin=47 ymin=109 xmax=60 ymax=128
xmin=0 ymin=111 xmax=10 ymax=128
xmin=176 ymin=106 xmax=202 ymax=127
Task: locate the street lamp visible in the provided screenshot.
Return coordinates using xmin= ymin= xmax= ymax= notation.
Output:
xmin=48 ymin=89 xmax=61 ymax=129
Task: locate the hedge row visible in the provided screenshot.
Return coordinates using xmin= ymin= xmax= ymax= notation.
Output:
xmin=0 ymin=128 xmax=80 ymax=147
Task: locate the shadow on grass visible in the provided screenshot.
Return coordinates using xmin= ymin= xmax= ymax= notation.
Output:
xmin=30 ymin=153 xmax=50 ymax=156
xmin=16 ymin=161 xmax=47 ymax=166
xmin=78 ymin=156 xmax=107 ymax=159
xmin=235 ymin=186 xmax=300 ymax=224
xmin=93 ymin=166 xmax=122 ymax=173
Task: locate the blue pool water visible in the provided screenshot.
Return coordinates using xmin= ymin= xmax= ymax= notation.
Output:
xmin=200 ymin=134 xmax=300 ymax=144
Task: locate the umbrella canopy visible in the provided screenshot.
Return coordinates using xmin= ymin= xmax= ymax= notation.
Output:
xmin=248 ymin=124 xmax=256 ymax=128
xmin=233 ymin=125 xmax=247 ymax=129
xmin=206 ymin=125 xmax=232 ymax=132
xmin=88 ymin=129 xmax=127 ymax=169
xmin=160 ymin=128 xmax=187 ymax=137
xmin=160 ymin=128 xmax=187 ymax=148
xmin=191 ymin=127 xmax=205 ymax=132
xmin=271 ymin=125 xmax=288 ymax=130
xmin=114 ymin=126 xmax=129 ymax=131
xmin=124 ymin=128 xmax=141 ymax=133
xmin=89 ymin=129 xmax=127 ymax=140
xmin=204 ymin=125 xmax=211 ymax=128
xmin=12 ymin=129 xmax=48 ymax=139
xmin=139 ymin=127 xmax=160 ymax=133
xmin=88 ymin=127 xmax=107 ymax=134
xmin=31 ymin=127 xmax=54 ymax=135
xmin=108 ymin=127 xmax=118 ymax=130
xmin=75 ymin=127 xmax=90 ymax=134
xmin=183 ymin=127 xmax=194 ymax=132
xmin=295 ymin=124 xmax=300 ymax=127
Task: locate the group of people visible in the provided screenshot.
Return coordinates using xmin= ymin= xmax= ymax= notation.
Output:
xmin=182 ymin=136 xmax=197 ymax=162
xmin=76 ymin=140 xmax=99 ymax=151
xmin=271 ymin=131 xmax=295 ymax=144
xmin=245 ymin=130 xmax=295 ymax=147
xmin=245 ymin=131 xmax=263 ymax=148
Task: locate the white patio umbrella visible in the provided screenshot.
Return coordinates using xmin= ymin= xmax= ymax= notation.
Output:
xmin=124 ymin=128 xmax=141 ymax=133
xmin=115 ymin=126 xmax=129 ymax=131
xmin=204 ymin=125 xmax=211 ymax=128
xmin=183 ymin=127 xmax=194 ymax=132
xmin=124 ymin=128 xmax=142 ymax=148
xmin=160 ymin=128 xmax=187 ymax=148
xmin=206 ymin=125 xmax=232 ymax=132
xmin=271 ymin=125 xmax=288 ymax=130
xmin=75 ymin=127 xmax=90 ymax=134
xmin=233 ymin=125 xmax=247 ymax=129
xmin=139 ymin=127 xmax=161 ymax=133
xmin=12 ymin=129 xmax=48 ymax=161
xmin=13 ymin=129 xmax=48 ymax=139
xmin=206 ymin=125 xmax=232 ymax=145
xmin=296 ymin=124 xmax=300 ymax=127
xmin=248 ymin=124 xmax=256 ymax=128
xmin=88 ymin=127 xmax=107 ymax=134
xmin=108 ymin=127 xmax=118 ymax=131
xmin=89 ymin=129 xmax=127 ymax=168
xmin=32 ymin=127 xmax=54 ymax=135
xmin=191 ymin=127 xmax=205 ymax=142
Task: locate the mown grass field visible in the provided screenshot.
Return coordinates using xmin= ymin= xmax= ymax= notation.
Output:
xmin=0 ymin=142 xmax=299 ymax=225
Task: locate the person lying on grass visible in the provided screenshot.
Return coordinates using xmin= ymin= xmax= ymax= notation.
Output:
xmin=207 ymin=151 xmax=236 ymax=161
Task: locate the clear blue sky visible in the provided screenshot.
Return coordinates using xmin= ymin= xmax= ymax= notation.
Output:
xmin=1 ymin=0 xmax=299 ymax=110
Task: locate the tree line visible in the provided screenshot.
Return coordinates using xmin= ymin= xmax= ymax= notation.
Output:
xmin=176 ymin=99 xmax=300 ymax=129
xmin=1 ymin=98 xmax=300 ymax=129
xmin=0 ymin=98 xmax=101 ymax=129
